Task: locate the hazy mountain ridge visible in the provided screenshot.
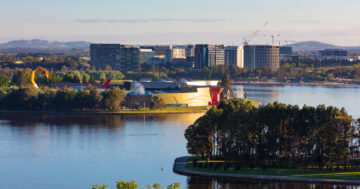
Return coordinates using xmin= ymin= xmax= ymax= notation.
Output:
xmin=0 ymin=39 xmax=90 ymax=50
xmin=288 ymin=41 xmax=360 ymax=52
xmin=1 ymin=39 xmax=360 ymax=53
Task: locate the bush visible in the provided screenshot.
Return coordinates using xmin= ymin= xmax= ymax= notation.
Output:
xmin=209 ymin=162 xmax=213 ymax=167
xmin=193 ymin=159 xmax=197 ymax=167
xmin=235 ymin=162 xmax=242 ymax=170
xmin=214 ymin=163 xmax=221 ymax=170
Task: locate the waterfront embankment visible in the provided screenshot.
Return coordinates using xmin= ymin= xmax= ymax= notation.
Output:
xmin=173 ymin=156 xmax=360 ymax=185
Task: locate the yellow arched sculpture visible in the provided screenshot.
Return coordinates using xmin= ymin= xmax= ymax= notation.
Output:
xmin=31 ymin=66 xmax=50 ymax=88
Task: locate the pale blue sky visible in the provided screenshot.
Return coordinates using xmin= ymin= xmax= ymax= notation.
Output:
xmin=1 ymin=0 xmax=360 ymax=45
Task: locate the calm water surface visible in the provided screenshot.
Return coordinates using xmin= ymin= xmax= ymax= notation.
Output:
xmin=1 ymin=85 xmax=360 ymax=189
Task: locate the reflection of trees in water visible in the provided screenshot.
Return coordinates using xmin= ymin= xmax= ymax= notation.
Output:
xmin=0 ymin=113 xmax=126 ymax=134
xmin=0 ymin=112 xmax=204 ymax=134
xmin=186 ymin=177 xmax=355 ymax=189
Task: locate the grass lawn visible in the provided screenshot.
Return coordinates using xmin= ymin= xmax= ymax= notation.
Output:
xmin=186 ymin=160 xmax=360 ymax=180
xmin=114 ymin=106 xmax=208 ymax=114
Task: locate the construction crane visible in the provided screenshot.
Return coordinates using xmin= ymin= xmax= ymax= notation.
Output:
xmin=256 ymin=33 xmax=281 ymax=46
xmin=268 ymin=34 xmax=280 ymax=46
xmin=277 ymin=40 xmax=296 ymax=46
xmin=243 ymin=22 xmax=269 ymax=45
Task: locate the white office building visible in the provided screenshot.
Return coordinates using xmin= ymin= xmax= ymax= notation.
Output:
xmin=225 ymin=46 xmax=243 ymax=68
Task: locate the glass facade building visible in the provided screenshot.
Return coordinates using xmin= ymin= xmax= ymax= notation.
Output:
xmin=194 ymin=44 xmax=225 ymax=69
xmin=139 ymin=49 xmax=155 ymax=65
xmin=90 ymin=44 xmax=140 ymax=72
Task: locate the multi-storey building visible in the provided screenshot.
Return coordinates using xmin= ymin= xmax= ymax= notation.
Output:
xmin=139 ymin=49 xmax=155 ymax=64
xmin=225 ymin=46 xmax=243 ymax=68
xmin=90 ymin=44 xmax=140 ymax=72
xmin=154 ymin=45 xmax=172 ymax=56
xmin=186 ymin=45 xmax=195 ymax=58
xmin=194 ymin=45 xmax=208 ymax=69
xmin=244 ymin=45 xmax=280 ymax=70
xmin=208 ymin=45 xmax=225 ymax=67
xmin=279 ymin=46 xmax=293 ymax=55
xmin=172 ymin=47 xmax=186 ymax=59
xmin=194 ymin=44 xmax=225 ymax=69
xmin=319 ymin=49 xmax=347 ymax=57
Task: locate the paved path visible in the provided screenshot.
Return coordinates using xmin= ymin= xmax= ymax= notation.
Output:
xmin=173 ymin=156 xmax=360 ymax=185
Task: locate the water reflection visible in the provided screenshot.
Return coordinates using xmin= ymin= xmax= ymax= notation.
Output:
xmin=2 ymin=85 xmax=360 ymax=188
xmin=233 ymin=85 xmax=280 ymax=104
xmin=233 ymin=85 xmax=360 ymax=118
xmin=0 ymin=113 xmax=205 ymax=189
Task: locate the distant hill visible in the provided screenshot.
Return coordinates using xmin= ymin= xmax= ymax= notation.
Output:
xmin=0 ymin=39 xmax=90 ymax=53
xmin=288 ymin=41 xmax=360 ymax=52
xmin=289 ymin=41 xmax=337 ymax=52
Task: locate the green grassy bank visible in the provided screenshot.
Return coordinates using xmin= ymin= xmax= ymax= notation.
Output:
xmin=186 ymin=160 xmax=360 ymax=180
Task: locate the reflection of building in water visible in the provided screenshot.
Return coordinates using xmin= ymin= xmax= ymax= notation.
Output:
xmin=232 ymin=85 xmax=280 ymax=104
xmin=144 ymin=113 xmax=204 ymax=126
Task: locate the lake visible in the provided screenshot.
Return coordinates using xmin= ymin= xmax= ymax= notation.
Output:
xmin=1 ymin=85 xmax=360 ymax=189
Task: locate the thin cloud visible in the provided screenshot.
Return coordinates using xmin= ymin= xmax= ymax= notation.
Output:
xmin=74 ymin=18 xmax=227 ymax=24
xmin=280 ymin=20 xmax=330 ymax=24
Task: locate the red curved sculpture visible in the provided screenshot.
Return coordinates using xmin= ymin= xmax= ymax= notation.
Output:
xmin=209 ymin=87 xmax=222 ymax=106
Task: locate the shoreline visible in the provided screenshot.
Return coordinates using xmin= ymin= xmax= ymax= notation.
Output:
xmin=232 ymin=81 xmax=360 ymax=88
xmin=173 ymin=156 xmax=360 ymax=185
xmin=0 ymin=109 xmax=208 ymax=115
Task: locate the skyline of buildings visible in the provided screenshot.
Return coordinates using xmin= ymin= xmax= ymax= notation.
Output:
xmin=90 ymin=43 xmax=284 ymax=72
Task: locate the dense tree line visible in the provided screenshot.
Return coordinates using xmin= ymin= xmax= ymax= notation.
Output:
xmin=92 ymin=179 xmax=180 ymax=189
xmin=282 ymin=57 xmax=360 ymax=68
xmin=164 ymin=64 xmax=360 ymax=81
xmin=2 ymin=61 xmax=360 ymax=83
xmin=0 ymin=85 xmax=126 ymax=112
xmin=185 ymin=99 xmax=360 ymax=170
xmin=0 ymin=69 xmax=126 ymax=88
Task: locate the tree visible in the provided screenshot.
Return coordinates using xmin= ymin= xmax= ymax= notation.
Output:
xmin=66 ymin=58 xmax=78 ymax=69
xmin=116 ymin=179 xmax=138 ymax=189
xmin=92 ymin=185 xmax=108 ymax=189
xmin=53 ymin=87 xmax=75 ymax=111
xmin=0 ymin=75 xmax=10 ymax=89
xmin=100 ymin=73 xmax=106 ymax=84
xmin=167 ymin=183 xmax=181 ymax=189
xmin=86 ymin=84 xmax=103 ymax=110
xmin=3 ymin=85 xmax=38 ymax=110
xmin=105 ymin=65 xmax=112 ymax=71
xmin=152 ymin=183 xmax=161 ymax=189
xmin=83 ymin=74 xmax=90 ymax=83
xmin=150 ymin=97 xmax=166 ymax=110
xmin=61 ymin=65 xmax=69 ymax=72
xmin=221 ymin=73 xmax=233 ymax=98
xmin=184 ymin=99 xmax=356 ymax=170
xmin=101 ymin=87 xmax=126 ymax=111
xmin=12 ymin=70 xmax=30 ymax=86
xmin=89 ymin=76 xmax=96 ymax=84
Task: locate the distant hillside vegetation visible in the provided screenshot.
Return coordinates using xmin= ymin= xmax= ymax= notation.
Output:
xmin=0 ymin=39 xmax=90 ymax=53
xmin=289 ymin=41 xmax=337 ymax=52
xmin=288 ymin=41 xmax=360 ymax=53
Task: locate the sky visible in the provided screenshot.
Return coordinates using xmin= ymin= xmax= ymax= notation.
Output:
xmin=1 ymin=0 xmax=360 ymax=46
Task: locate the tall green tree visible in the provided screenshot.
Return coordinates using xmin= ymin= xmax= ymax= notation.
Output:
xmin=221 ymin=73 xmax=233 ymax=98
xmin=101 ymin=87 xmax=126 ymax=111
xmin=0 ymin=75 xmax=10 ymax=89
xmin=12 ymin=70 xmax=30 ymax=86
